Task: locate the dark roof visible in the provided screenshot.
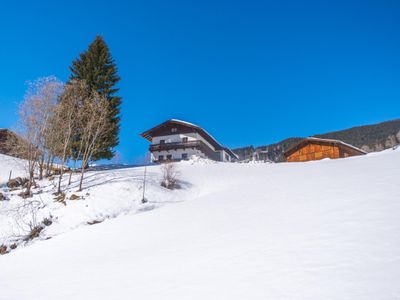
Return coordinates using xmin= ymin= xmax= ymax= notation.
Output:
xmin=283 ymin=137 xmax=367 ymax=158
xmin=140 ymin=119 xmax=238 ymax=159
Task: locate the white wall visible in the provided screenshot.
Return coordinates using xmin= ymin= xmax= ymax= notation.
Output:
xmin=218 ymin=150 xmax=232 ymax=162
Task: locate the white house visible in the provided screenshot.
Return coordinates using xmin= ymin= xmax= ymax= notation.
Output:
xmin=140 ymin=119 xmax=238 ymax=162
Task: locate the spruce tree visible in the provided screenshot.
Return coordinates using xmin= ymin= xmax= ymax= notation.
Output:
xmin=69 ymin=35 xmax=121 ymax=160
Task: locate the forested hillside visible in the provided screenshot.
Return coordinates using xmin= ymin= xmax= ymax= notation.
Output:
xmin=233 ymin=119 xmax=400 ymax=162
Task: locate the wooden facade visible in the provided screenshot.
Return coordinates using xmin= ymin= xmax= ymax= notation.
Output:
xmin=284 ymin=138 xmax=366 ymax=162
xmin=0 ymin=129 xmax=16 ymax=155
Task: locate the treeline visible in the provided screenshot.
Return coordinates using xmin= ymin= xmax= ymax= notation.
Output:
xmin=316 ymin=119 xmax=400 ymax=151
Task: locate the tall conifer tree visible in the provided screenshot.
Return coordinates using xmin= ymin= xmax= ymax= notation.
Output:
xmin=69 ymin=35 xmax=121 ymax=160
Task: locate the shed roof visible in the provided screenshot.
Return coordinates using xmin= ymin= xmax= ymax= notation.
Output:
xmin=283 ymin=137 xmax=367 ymax=158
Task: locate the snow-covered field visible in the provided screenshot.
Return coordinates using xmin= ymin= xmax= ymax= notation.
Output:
xmin=1 ymin=148 xmax=400 ymax=299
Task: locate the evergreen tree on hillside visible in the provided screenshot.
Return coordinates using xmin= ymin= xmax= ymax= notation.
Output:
xmin=69 ymin=35 xmax=121 ymax=160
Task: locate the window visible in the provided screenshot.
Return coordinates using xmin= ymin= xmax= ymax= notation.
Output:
xmin=160 ymin=140 xmax=165 ymax=144
xmin=225 ymin=154 xmax=230 ymax=161
xmin=171 ymin=127 xmax=177 ymax=133
xmin=158 ymin=155 xmax=164 ymax=161
xmin=182 ymin=153 xmax=188 ymax=160
xmin=166 ymin=154 xmax=172 ymax=160
xmin=182 ymin=137 xmax=188 ymax=143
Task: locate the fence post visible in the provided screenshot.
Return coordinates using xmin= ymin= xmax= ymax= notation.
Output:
xmin=141 ymin=166 xmax=147 ymax=203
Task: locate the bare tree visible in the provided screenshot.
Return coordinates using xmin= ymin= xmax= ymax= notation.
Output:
xmin=75 ymin=86 xmax=111 ymax=191
xmin=161 ymin=162 xmax=180 ymax=189
xmin=11 ymin=77 xmax=62 ymax=196
xmin=11 ymin=78 xmax=110 ymax=194
xmin=49 ymin=80 xmax=85 ymax=193
xmin=33 ymin=77 xmax=63 ymax=180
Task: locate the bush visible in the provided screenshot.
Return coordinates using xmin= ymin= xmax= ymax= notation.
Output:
xmin=7 ymin=177 xmax=29 ymax=189
xmin=18 ymin=190 xmax=32 ymax=199
xmin=69 ymin=194 xmax=80 ymax=200
xmin=53 ymin=192 xmax=66 ymax=205
xmin=24 ymin=225 xmax=44 ymax=242
xmin=161 ymin=162 xmax=181 ymax=190
xmin=0 ymin=245 xmax=8 ymax=255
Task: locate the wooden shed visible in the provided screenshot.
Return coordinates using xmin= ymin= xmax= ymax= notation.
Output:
xmin=0 ymin=129 xmax=15 ymax=155
xmin=284 ymin=137 xmax=366 ymax=162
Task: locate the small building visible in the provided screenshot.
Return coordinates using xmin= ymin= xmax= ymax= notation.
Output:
xmin=0 ymin=129 xmax=18 ymax=155
xmin=284 ymin=137 xmax=366 ymax=162
xmin=140 ymin=119 xmax=238 ymax=163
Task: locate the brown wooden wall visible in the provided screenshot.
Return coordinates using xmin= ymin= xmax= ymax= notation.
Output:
xmin=286 ymin=143 xmax=340 ymax=162
xmin=0 ymin=129 xmax=12 ymax=155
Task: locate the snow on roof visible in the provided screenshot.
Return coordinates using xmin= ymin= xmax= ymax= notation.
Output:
xmin=169 ymin=119 xmax=221 ymax=146
xmin=169 ymin=119 xmax=199 ymax=128
xmin=306 ymin=137 xmax=367 ymax=154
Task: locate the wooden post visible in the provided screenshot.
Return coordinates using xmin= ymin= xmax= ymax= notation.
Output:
xmin=141 ymin=166 xmax=147 ymax=203
xmin=8 ymin=170 xmax=12 ymax=181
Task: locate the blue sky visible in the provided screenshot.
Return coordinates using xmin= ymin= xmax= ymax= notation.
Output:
xmin=0 ymin=0 xmax=399 ymax=163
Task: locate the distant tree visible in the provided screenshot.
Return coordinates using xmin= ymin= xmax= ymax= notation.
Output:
xmin=111 ymin=151 xmax=123 ymax=165
xmin=69 ymin=35 xmax=121 ymax=161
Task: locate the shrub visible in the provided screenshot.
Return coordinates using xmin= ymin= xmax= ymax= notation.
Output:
xmin=69 ymin=194 xmax=80 ymax=200
xmin=24 ymin=225 xmax=44 ymax=242
xmin=18 ymin=190 xmax=32 ymax=199
xmin=0 ymin=245 xmax=8 ymax=255
xmin=53 ymin=192 xmax=66 ymax=205
xmin=7 ymin=177 xmax=29 ymax=189
xmin=161 ymin=162 xmax=181 ymax=190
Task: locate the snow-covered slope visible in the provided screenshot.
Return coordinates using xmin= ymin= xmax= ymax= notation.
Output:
xmin=0 ymin=157 xmax=188 ymax=245
xmin=1 ymin=149 xmax=400 ymax=299
xmin=0 ymin=153 xmax=26 ymax=185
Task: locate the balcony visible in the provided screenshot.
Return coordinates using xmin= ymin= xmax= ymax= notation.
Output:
xmin=149 ymin=140 xmax=220 ymax=161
